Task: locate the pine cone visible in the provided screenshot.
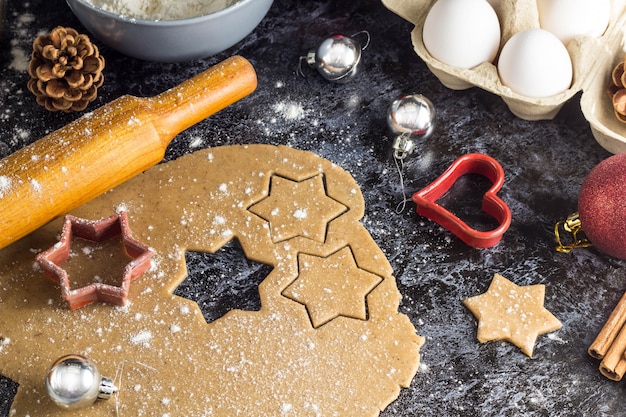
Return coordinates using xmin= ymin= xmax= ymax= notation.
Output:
xmin=608 ymin=55 xmax=626 ymax=123
xmin=27 ymin=26 xmax=105 ymax=112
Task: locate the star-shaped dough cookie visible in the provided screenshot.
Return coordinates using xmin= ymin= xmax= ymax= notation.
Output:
xmin=282 ymin=246 xmax=383 ymax=328
xmin=463 ymin=273 xmax=562 ymax=356
xmin=248 ymin=174 xmax=347 ymax=243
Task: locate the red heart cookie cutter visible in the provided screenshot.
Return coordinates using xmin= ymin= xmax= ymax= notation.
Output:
xmin=411 ymin=153 xmax=511 ymax=248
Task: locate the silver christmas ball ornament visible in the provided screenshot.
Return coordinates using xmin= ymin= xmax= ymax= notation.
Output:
xmin=387 ymin=94 xmax=435 ymax=159
xmin=306 ymin=33 xmax=368 ymax=83
xmin=46 ymin=354 xmax=118 ymax=410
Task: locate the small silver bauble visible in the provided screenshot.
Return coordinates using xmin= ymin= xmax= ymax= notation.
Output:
xmin=387 ymin=94 xmax=435 ymax=159
xmin=46 ymin=354 xmax=117 ymax=410
xmin=304 ymin=32 xmax=370 ymax=83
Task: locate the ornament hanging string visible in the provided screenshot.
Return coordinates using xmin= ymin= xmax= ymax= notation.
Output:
xmin=351 ymin=30 xmax=371 ymax=50
xmin=393 ymin=152 xmax=411 ymax=214
xmin=386 ymin=94 xmax=436 ymax=214
xmin=113 ymin=359 xmax=157 ymax=417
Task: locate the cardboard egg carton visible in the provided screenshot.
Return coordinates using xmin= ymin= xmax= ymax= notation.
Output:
xmin=382 ymin=0 xmax=626 ymax=154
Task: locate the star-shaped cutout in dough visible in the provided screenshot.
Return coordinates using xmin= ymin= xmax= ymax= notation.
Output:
xmin=463 ymin=273 xmax=562 ymax=357
xmin=248 ymin=174 xmax=347 ymax=243
xmin=36 ymin=211 xmax=155 ymax=310
xmin=282 ymin=246 xmax=383 ymax=328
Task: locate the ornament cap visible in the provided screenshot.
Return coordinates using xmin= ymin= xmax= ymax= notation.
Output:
xmin=554 ymin=212 xmax=592 ymax=253
xmin=392 ymin=134 xmax=416 ymax=160
xmin=306 ymin=49 xmax=317 ymax=67
xmin=97 ymin=376 xmax=118 ymax=400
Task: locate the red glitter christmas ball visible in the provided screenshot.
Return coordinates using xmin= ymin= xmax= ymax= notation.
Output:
xmin=578 ymin=153 xmax=626 ymax=260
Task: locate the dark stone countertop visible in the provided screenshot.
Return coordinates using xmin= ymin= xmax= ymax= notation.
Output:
xmin=1 ymin=0 xmax=626 ymax=416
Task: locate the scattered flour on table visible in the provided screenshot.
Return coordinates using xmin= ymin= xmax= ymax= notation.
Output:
xmin=9 ymin=42 xmax=29 ymax=72
xmin=189 ymin=136 xmax=204 ymax=149
xmin=8 ymin=15 xmax=35 ymax=72
xmin=86 ymin=0 xmax=239 ymax=20
xmin=273 ymin=101 xmax=306 ymax=121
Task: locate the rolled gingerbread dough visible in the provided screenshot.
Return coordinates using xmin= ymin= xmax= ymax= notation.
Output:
xmin=0 ymin=144 xmax=423 ymax=416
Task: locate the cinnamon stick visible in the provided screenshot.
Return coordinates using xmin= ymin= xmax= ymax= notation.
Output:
xmin=589 ymin=291 xmax=626 ymax=359
xmin=599 ymin=322 xmax=626 ymax=381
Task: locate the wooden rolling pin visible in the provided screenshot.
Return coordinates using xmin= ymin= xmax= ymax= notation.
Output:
xmin=0 ymin=55 xmax=257 ymax=250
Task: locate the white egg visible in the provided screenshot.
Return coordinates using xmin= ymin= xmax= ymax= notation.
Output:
xmin=537 ymin=0 xmax=611 ymax=46
xmin=422 ymin=0 xmax=501 ymax=69
xmin=497 ymin=29 xmax=573 ymax=98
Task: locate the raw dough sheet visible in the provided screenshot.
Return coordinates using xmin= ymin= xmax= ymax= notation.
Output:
xmin=0 ymin=144 xmax=423 ymax=416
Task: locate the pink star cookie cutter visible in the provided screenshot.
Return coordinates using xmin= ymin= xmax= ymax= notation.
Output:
xmin=36 ymin=211 xmax=155 ymax=310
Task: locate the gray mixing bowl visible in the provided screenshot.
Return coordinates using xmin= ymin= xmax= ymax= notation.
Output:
xmin=66 ymin=0 xmax=273 ymax=62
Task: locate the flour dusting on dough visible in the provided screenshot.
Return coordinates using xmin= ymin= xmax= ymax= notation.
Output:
xmin=293 ymin=208 xmax=307 ymax=219
xmin=130 ymin=330 xmax=153 ymax=347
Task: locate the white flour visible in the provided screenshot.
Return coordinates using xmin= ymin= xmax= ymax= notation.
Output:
xmin=88 ymin=0 xmax=239 ymax=21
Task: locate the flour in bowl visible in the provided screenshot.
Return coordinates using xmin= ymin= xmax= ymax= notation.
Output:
xmin=88 ymin=0 xmax=239 ymax=20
